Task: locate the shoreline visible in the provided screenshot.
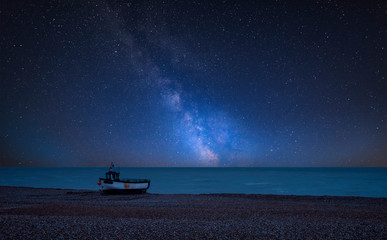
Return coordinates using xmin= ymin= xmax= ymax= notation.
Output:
xmin=1 ymin=186 xmax=386 ymax=239
xmin=1 ymin=185 xmax=386 ymax=199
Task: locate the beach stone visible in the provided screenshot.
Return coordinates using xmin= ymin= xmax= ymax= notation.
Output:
xmin=0 ymin=187 xmax=386 ymax=239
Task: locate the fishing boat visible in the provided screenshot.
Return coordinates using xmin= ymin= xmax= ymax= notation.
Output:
xmin=97 ymin=163 xmax=150 ymax=194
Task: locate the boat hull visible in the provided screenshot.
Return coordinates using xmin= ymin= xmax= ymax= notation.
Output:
xmin=100 ymin=179 xmax=150 ymax=194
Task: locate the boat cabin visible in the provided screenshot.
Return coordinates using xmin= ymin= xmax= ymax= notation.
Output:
xmin=105 ymin=170 xmax=120 ymax=181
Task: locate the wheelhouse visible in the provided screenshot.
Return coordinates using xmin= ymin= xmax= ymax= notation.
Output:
xmin=105 ymin=171 xmax=120 ymax=181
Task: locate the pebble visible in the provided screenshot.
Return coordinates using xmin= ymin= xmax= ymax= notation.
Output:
xmin=0 ymin=186 xmax=386 ymax=239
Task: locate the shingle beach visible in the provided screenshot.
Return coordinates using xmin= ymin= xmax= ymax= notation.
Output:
xmin=0 ymin=186 xmax=385 ymax=239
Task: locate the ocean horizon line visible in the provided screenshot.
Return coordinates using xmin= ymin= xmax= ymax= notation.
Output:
xmin=1 ymin=166 xmax=386 ymax=168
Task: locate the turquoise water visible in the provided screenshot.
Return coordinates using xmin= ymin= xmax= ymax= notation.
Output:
xmin=0 ymin=167 xmax=386 ymax=197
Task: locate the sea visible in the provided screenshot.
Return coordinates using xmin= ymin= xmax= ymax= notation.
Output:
xmin=0 ymin=167 xmax=386 ymax=198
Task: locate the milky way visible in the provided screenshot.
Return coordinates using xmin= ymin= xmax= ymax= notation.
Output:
xmin=106 ymin=7 xmax=248 ymax=166
xmin=0 ymin=0 xmax=386 ymax=167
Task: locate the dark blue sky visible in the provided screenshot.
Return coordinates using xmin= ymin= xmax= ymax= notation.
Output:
xmin=1 ymin=0 xmax=386 ymax=167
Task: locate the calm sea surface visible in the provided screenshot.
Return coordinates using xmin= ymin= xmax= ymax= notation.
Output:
xmin=0 ymin=167 xmax=386 ymax=197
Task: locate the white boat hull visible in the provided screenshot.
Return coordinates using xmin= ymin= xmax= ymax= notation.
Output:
xmin=100 ymin=180 xmax=150 ymax=193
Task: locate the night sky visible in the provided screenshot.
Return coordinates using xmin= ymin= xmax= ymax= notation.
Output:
xmin=1 ymin=1 xmax=386 ymax=167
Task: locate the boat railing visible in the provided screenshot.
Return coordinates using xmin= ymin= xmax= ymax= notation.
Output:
xmin=120 ymin=178 xmax=150 ymax=183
